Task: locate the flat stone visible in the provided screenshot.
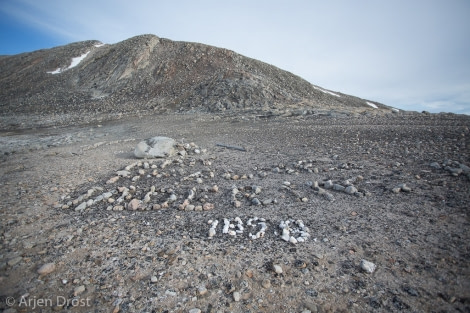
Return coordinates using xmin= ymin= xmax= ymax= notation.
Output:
xmin=344 ymin=185 xmax=358 ymax=195
xmin=75 ymin=202 xmax=87 ymax=212
xmin=37 ymin=262 xmax=56 ymax=275
xmin=333 ymin=184 xmax=345 ymax=192
xmin=116 ymin=170 xmax=131 ymax=177
xmin=74 ymin=285 xmax=86 ymax=296
xmin=262 ymin=199 xmax=273 ymax=205
xmin=165 ymin=290 xmax=177 ymax=297
xmin=106 ymin=176 xmax=120 ymax=184
xmin=8 ymin=256 xmax=22 ymax=266
xmin=134 ymin=136 xmax=176 ymax=159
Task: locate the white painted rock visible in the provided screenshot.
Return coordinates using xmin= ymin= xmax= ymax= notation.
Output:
xmin=233 ymin=291 xmax=241 ymax=302
xmin=360 ymin=259 xmax=377 ymax=273
xmin=134 ymin=136 xmax=176 ymax=159
xmin=273 ymin=264 xmax=283 ymax=274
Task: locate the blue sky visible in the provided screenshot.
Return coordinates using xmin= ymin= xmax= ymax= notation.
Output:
xmin=1 ymin=0 xmax=469 ymax=114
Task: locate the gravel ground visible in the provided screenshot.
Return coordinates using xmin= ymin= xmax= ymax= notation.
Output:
xmin=0 ymin=112 xmax=469 ymax=313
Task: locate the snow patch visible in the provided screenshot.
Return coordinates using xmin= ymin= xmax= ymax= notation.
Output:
xmin=47 ymin=68 xmax=62 ymax=75
xmin=366 ymin=101 xmax=378 ymax=109
xmin=68 ymin=51 xmax=90 ymax=69
xmin=94 ymin=43 xmax=105 ymax=48
xmin=313 ymin=86 xmax=340 ymax=97
xmin=47 ymin=51 xmax=90 ymax=74
xmin=391 ymin=107 xmax=400 ymax=112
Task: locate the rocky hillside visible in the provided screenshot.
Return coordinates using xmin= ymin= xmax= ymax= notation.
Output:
xmin=0 ymin=34 xmax=392 ymax=116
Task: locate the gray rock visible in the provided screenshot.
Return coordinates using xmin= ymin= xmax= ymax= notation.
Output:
xmin=189 ymin=309 xmax=201 ymax=313
xmin=165 ymin=290 xmax=177 ymax=296
xmin=460 ymin=163 xmax=470 ymax=174
xmin=102 ymin=192 xmax=113 ymax=199
xmin=324 ymin=180 xmax=333 ymax=189
xmin=7 ymin=256 xmax=22 ymax=266
xmin=198 ymin=286 xmax=208 ymax=296
xmin=134 ymin=136 xmax=176 ymax=159
xmin=262 ymin=199 xmax=273 ymax=205
xmin=168 ymin=194 xmax=177 ymax=203
xmin=252 ymin=185 xmax=262 ymax=194
xmin=251 ymin=198 xmax=261 ymax=206
xmin=37 ymin=262 xmax=56 ymax=275
xmin=323 ymin=192 xmax=335 ymax=201
xmin=344 ymin=185 xmax=358 ymax=195
xmin=447 ymin=167 xmax=463 ymax=176
xmin=430 ymin=162 xmax=441 ymax=169
xmin=333 ymin=184 xmax=345 ymax=192
xmin=75 ymin=202 xmax=87 ymax=211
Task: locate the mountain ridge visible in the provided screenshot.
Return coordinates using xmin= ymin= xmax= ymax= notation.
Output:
xmin=0 ymin=34 xmax=394 ymax=118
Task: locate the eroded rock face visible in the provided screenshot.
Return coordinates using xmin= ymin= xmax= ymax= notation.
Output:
xmin=134 ymin=136 xmax=176 ymax=159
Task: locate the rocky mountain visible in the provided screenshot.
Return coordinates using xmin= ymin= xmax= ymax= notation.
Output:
xmin=0 ymin=34 xmax=393 ymax=117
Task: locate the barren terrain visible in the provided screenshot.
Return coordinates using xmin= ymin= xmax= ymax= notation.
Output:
xmin=0 ymin=111 xmax=469 ymax=313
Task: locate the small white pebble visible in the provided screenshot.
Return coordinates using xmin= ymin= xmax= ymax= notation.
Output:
xmin=273 ymin=264 xmax=283 ymax=274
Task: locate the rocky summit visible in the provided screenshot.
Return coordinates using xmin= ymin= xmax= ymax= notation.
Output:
xmin=1 ymin=34 xmax=391 ymax=123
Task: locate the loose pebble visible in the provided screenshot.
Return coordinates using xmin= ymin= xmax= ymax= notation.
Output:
xmin=233 ymin=291 xmax=241 ymax=302
xmin=360 ymin=259 xmax=377 ymax=273
xmin=74 ymin=285 xmax=86 ymax=296
xmin=273 ymin=264 xmax=283 ymax=274
xmin=37 ymin=263 xmax=56 ymax=275
xmin=262 ymin=279 xmax=271 ymax=289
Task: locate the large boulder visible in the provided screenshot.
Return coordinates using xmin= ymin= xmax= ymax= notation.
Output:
xmin=134 ymin=136 xmax=176 ymax=159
